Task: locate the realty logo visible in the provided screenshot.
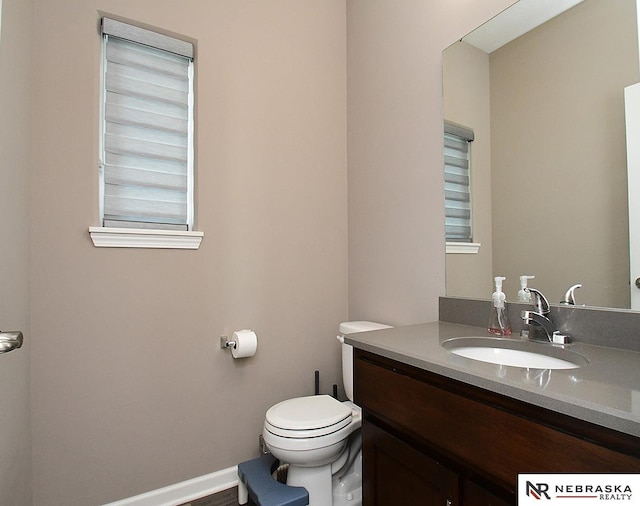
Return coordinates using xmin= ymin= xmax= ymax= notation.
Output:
xmin=526 ymin=481 xmax=551 ymax=500
xmin=519 ymin=474 xmax=640 ymax=504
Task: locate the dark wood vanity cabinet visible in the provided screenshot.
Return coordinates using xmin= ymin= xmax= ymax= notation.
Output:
xmin=354 ymin=349 xmax=640 ymax=506
xmin=362 ymin=420 xmax=460 ymax=505
xmin=362 ymin=418 xmax=509 ymax=505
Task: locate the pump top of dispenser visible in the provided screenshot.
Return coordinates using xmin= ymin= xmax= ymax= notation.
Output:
xmin=517 ymin=275 xmax=535 ymax=302
xmin=492 ymin=276 xmax=507 ymax=308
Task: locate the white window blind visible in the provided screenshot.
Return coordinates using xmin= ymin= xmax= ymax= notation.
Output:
xmin=101 ymin=18 xmax=194 ymax=231
xmin=444 ymin=122 xmax=474 ymax=243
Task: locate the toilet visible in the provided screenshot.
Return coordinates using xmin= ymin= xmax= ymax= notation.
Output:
xmin=262 ymin=321 xmax=391 ymax=506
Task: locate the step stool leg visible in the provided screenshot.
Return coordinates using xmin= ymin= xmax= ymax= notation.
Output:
xmin=238 ymin=471 xmax=249 ymax=505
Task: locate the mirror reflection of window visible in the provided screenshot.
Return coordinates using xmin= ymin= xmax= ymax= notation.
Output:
xmin=444 ymin=122 xmax=474 ymax=244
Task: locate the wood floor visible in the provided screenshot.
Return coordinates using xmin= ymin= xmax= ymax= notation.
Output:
xmin=178 ymin=486 xmax=241 ymax=506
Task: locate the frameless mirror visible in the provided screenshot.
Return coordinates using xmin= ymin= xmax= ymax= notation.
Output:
xmin=443 ymin=0 xmax=640 ymax=310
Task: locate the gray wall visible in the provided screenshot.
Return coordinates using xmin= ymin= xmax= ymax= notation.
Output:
xmin=443 ymin=41 xmax=494 ymax=299
xmin=0 ymin=0 xmax=33 ymax=504
xmin=347 ymin=0 xmax=514 ymax=324
xmin=491 ymin=0 xmax=639 ymax=307
xmin=29 ymin=1 xmax=347 ymax=505
xmin=1 ymin=0 xmax=516 ymax=504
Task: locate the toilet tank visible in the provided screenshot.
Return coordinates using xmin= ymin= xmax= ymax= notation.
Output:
xmin=337 ymin=321 xmax=392 ymax=402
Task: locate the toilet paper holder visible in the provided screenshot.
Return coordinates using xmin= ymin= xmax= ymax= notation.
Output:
xmin=220 ymin=329 xmax=258 ymax=358
xmin=220 ymin=336 xmax=237 ymax=350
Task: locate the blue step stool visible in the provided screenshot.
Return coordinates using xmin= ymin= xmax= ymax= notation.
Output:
xmin=237 ymin=454 xmax=309 ymax=506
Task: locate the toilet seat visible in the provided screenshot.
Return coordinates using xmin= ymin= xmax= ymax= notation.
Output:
xmin=265 ymin=395 xmax=353 ymax=439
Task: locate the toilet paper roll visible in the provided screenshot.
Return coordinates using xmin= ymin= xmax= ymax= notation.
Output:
xmin=231 ymin=329 xmax=258 ymax=359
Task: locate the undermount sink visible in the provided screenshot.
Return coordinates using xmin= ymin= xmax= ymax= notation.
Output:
xmin=441 ymin=336 xmax=588 ymax=370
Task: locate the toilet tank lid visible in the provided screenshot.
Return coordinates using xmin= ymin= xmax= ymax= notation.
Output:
xmin=339 ymin=321 xmax=392 ymax=334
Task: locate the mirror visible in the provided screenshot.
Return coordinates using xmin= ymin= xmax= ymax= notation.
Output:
xmin=444 ymin=0 xmax=640 ymax=309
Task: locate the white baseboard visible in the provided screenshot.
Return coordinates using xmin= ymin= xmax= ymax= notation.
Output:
xmin=103 ymin=465 xmax=238 ymax=506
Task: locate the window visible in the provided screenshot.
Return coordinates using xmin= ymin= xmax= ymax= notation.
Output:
xmin=444 ymin=122 xmax=477 ymax=253
xmin=90 ymin=18 xmax=202 ymax=249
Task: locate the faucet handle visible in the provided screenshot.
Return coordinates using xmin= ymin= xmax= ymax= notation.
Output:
xmin=552 ymin=331 xmax=571 ymax=345
xmin=525 ymin=288 xmax=550 ymax=315
xmin=560 ymin=284 xmax=582 ymax=305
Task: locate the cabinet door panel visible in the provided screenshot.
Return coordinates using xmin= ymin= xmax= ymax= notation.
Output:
xmin=463 ymin=479 xmax=513 ymax=506
xmin=363 ymin=420 xmax=459 ymax=506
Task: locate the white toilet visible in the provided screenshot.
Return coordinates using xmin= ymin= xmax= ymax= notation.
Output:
xmin=262 ymin=321 xmax=391 ymax=506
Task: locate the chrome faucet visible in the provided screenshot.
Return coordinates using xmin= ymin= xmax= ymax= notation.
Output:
xmin=560 ymin=284 xmax=582 ymax=305
xmin=521 ymin=288 xmax=570 ymax=344
xmin=527 ymin=287 xmax=550 ymax=316
xmin=521 ymin=311 xmax=557 ymax=340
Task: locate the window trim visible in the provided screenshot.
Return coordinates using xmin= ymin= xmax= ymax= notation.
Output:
xmin=446 ymin=242 xmax=481 ymax=254
xmin=89 ymin=226 xmax=203 ymax=249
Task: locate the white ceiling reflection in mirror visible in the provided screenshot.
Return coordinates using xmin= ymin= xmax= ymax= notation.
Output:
xmin=463 ymin=0 xmax=583 ymax=53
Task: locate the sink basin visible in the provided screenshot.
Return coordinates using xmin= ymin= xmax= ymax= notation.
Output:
xmin=441 ymin=337 xmax=588 ymax=370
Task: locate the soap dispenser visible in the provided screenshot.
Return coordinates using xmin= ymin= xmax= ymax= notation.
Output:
xmin=517 ymin=275 xmax=535 ymax=302
xmin=488 ymin=276 xmax=512 ymax=336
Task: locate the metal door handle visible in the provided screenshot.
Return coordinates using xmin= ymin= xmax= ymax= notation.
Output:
xmin=0 ymin=331 xmax=23 ymax=354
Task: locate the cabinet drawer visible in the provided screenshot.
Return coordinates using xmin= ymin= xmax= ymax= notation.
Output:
xmin=355 ymin=351 xmax=640 ymax=490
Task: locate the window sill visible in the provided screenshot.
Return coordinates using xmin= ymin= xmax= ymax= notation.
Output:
xmin=89 ymin=227 xmax=204 ymax=249
xmin=446 ymin=242 xmax=480 ymax=254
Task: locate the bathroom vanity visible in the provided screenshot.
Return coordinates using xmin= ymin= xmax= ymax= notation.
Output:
xmin=347 ymin=322 xmax=640 ymax=505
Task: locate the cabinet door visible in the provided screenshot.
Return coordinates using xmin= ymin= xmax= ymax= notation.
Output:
xmin=362 ymin=420 xmax=459 ymax=506
xmin=463 ymin=479 xmax=514 ymax=506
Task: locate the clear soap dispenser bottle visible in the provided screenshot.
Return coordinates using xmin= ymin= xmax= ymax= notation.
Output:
xmin=488 ymin=276 xmax=512 ymax=336
xmin=517 ymin=275 xmax=535 ymax=302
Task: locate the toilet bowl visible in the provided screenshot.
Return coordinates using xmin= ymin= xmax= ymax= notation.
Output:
xmin=263 ymin=395 xmax=362 ymax=504
xmin=262 ymin=321 xmax=391 ymax=506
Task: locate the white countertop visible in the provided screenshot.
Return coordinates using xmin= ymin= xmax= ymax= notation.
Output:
xmin=344 ymin=321 xmax=640 ymax=438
